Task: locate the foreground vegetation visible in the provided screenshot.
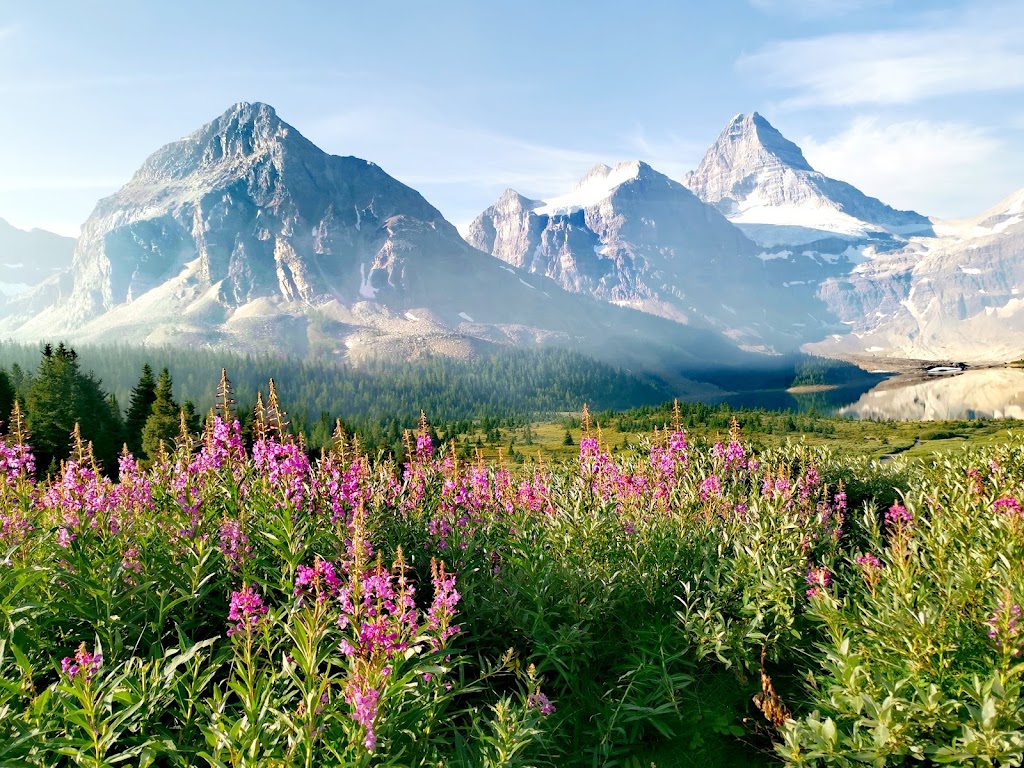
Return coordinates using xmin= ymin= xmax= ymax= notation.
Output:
xmin=1 ymin=377 xmax=1023 ymax=766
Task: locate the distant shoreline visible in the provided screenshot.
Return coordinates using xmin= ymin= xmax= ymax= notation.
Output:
xmin=786 ymin=384 xmax=840 ymax=394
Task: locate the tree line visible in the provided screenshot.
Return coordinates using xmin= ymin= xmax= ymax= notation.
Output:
xmin=0 ymin=342 xmax=673 ymax=474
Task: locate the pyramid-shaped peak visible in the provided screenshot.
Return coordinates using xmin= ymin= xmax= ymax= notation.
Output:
xmin=684 ymin=111 xmax=930 ymax=243
xmin=493 ymin=188 xmax=540 ymax=211
xmin=718 ymin=113 xmax=812 ymax=172
xmin=529 ymin=161 xmax=652 ymax=215
xmin=203 ymin=101 xmax=290 ymax=143
xmin=134 ymin=102 xmax=317 ymax=182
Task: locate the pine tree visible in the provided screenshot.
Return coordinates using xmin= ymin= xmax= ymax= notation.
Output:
xmin=142 ymin=368 xmax=180 ymax=460
xmin=25 ymin=344 xmax=121 ymax=474
xmin=125 ymin=364 xmax=157 ymax=457
xmin=0 ymin=368 xmax=15 ymax=428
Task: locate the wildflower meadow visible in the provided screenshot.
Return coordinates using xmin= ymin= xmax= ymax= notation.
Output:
xmin=0 ymin=379 xmax=1022 ymax=767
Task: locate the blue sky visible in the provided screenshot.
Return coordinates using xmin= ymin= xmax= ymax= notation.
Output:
xmin=1 ymin=0 xmax=1023 ymax=235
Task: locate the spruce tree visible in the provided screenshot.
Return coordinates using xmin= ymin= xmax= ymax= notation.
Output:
xmin=0 ymin=368 xmax=15 ymax=428
xmin=125 ymin=364 xmax=157 ymax=457
xmin=142 ymin=368 xmax=180 ymax=460
xmin=25 ymin=343 xmax=121 ymax=474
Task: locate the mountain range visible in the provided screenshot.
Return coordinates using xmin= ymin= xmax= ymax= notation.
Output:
xmin=1 ymin=103 xmax=1020 ymax=374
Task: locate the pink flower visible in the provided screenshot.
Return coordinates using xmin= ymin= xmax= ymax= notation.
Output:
xmin=805 ymin=565 xmax=832 ymax=598
xmin=425 ymin=560 xmax=461 ymax=649
xmin=994 ymin=497 xmax=1023 ymax=519
xmin=987 ymin=596 xmax=1023 ymax=656
xmin=885 ymin=503 xmax=914 ymax=531
xmin=227 ymin=585 xmax=268 ymax=637
xmin=528 ymin=690 xmax=556 ymax=716
xmin=855 ymin=552 xmax=883 ymax=588
xmin=294 ymin=557 xmax=342 ymax=603
xmin=345 ymin=684 xmax=379 ymax=751
xmin=700 ymin=474 xmax=722 ymax=500
xmin=218 ymin=518 xmax=251 ymax=572
xmin=61 ymin=643 xmax=102 ymax=682
xmin=121 ymin=547 xmax=143 ymax=582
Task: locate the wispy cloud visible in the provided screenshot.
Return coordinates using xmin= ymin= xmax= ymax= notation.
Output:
xmin=748 ymin=0 xmax=891 ymax=18
xmin=800 ymin=117 xmax=1016 ymax=218
xmin=304 ymin=107 xmax=616 ymax=224
xmin=621 ymin=127 xmax=706 ymax=179
xmin=739 ymin=4 xmax=1024 ymax=107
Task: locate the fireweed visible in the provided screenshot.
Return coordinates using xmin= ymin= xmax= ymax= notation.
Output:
xmin=0 ymin=403 xmax=1020 ymax=767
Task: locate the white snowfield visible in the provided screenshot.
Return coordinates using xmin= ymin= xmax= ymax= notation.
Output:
xmin=532 ymin=162 xmax=641 ymax=216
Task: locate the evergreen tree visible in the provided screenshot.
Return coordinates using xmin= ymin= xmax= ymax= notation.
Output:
xmin=8 ymin=362 xmax=26 ymax=392
xmin=125 ymin=364 xmax=158 ymax=457
xmin=25 ymin=344 xmax=121 ymax=473
xmin=0 ymin=368 xmax=15 ymax=429
xmin=142 ymin=368 xmax=180 ymax=460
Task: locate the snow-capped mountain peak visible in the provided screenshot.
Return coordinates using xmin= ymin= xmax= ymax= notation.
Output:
xmin=466 ymin=157 xmax=838 ymax=352
xmin=1 ymin=102 xmax=751 ymax=379
xmin=532 ymin=161 xmax=646 ymax=215
xmin=684 ymin=113 xmax=931 ymax=247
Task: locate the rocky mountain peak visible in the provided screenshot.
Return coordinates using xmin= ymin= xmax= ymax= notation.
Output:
xmin=493 ymin=188 xmax=539 ymax=213
xmin=134 ymin=101 xmax=314 ymax=184
xmin=684 ymin=113 xmax=813 ymax=206
xmin=533 ymin=161 xmax=650 ymax=216
xmin=722 ymin=113 xmax=813 ymax=172
xmin=684 ymin=112 xmax=931 ymax=246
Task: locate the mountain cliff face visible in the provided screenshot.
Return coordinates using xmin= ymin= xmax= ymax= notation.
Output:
xmin=808 ymin=187 xmax=1024 ymax=362
xmin=683 ymin=113 xmax=932 ymax=248
xmin=5 ymin=103 xmax=1019 ymax=368
xmin=466 ymin=161 xmax=837 ymax=352
xmin=678 ymin=112 xmax=1024 ymax=363
xmin=51 ymin=101 xmax=496 ymax=328
xmin=2 ymin=102 xmax=751 ymax=381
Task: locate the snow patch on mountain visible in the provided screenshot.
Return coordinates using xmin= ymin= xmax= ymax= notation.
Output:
xmin=532 ymin=162 xmax=642 ymax=215
xmin=683 ymin=113 xmax=932 ymax=249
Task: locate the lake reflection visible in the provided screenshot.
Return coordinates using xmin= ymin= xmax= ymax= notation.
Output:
xmin=836 ymin=369 xmax=1024 ymax=421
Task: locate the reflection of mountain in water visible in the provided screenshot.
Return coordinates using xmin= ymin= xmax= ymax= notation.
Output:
xmin=838 ymin=369 xmax=1024 ymax=421
xmin=716 ymin=384 xmax=878 ymax=413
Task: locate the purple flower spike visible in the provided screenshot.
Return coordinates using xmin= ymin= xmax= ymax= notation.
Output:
xmin=227 ymin=585 xmax=268 ymax=637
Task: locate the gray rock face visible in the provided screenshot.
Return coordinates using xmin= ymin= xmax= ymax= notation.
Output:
xmin=683 ymin=113 xmax=932 ymax=247
xmin=467 ymin=160 xmax=838 ymax=352
xmin=2 ymin=102 xmax=753 ymax=382
xmin=58 ymin=102 xmax=467 ymax=327
xmin=808 ymin=188 xmax=1024 ymax=362
xmin=677 ymin=112 xmax=1024 ymax=363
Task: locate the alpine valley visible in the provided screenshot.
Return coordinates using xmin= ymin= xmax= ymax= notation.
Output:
xmin=2 ymin=103 xmax=1022 ymax=379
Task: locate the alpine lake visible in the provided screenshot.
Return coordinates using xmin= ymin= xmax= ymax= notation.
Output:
xmin=717 ymin=366 xmax=1024 ymax=422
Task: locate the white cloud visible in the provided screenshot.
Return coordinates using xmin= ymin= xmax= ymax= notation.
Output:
xmin=621 ymin=127 xmax=706 ymax=180
xmin=304 ymin=108 xmax=616 ymax=224
xmin=739 ymin=4 xmax=1024 ymax=106
xmin=306 ymin=107 xmax=717 ymax=228
xmin=800 ymin=117 xmax=1021 ymax=218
